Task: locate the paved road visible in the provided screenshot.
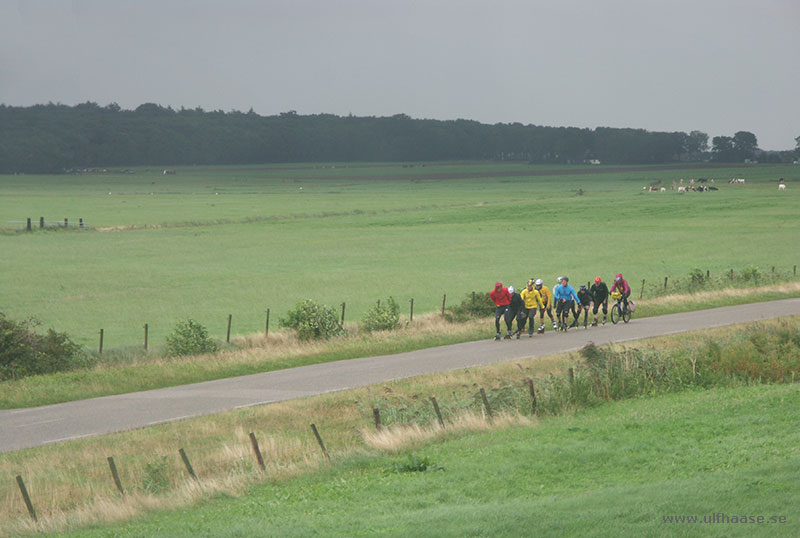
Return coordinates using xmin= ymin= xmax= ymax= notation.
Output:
xmin=2 ymin=299 xmax=799 ymax=454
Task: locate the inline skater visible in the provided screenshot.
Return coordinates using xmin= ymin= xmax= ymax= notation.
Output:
xmin=590 ymin=276 xmax=609 ymax=326
xmin=554 ymin=276 xmax=581 ymax=331
xmin=520 ymin=279 xmax=545 ymax=337
xmin=507 ymin=285 xmax=525 ymax=339
xmin=534 ymin=279 xmax=556 ymax=333
xmin=490 ymin=281 xmax=512 ymax=340
xmin=576 ymin=285 xmax=595 ymax=328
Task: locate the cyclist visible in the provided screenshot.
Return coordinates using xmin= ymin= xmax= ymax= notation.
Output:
xmin=507 ymin=285 xmax=525 ymax=339
xmin=554 ymin=276 xmax=581 ymax=331
xmin=590 ymin=276 xmax=609 ymax=326
xmin=520 ymin=279 xmax=545 ymax=337
xmin=576 ymin=285 xmax=595 ymax=328
xmin=490 ymin=281 xmax=512 ymax=340
xmin=610 ymin=273 xmax=631 ymax=313
xmin=534 ymin=278 xmax=556 ymax=332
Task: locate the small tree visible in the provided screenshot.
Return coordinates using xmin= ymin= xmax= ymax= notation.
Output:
xmin=165 ymin=319 xmax=219 ymax=357
xmin=0 ymin=314 xmax=86 ymax=380
xmin=280 ymin=299 xmax=346 ymax=341
xmin=361 ymin=297 xmax=401 ymax=332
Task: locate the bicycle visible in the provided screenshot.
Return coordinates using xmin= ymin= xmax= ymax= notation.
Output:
xmin=610 ymin=291 xmax=632 ymax=324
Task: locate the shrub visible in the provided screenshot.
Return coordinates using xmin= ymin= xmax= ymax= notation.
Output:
xmin=165 ymin=319 xmax=219 ymax=357
xmin=361 ymin=297 xmax=401 ymax=332
xmin=0 ymin=314 xmax=86 ymax=380
xmin=444 ymin=291 xmax=495 ymax=322
xmin=689 ymin=268 xmax=706 ymax=286
xmin=141 ymin=456 xmax=171 ymax=494
xmin=280 ymin=299 xmax=346 ymax=341
xmin=742 ymin=265 xmax=762 ymax=282
xmin=387 ymin=454 xmax=444 ymax=474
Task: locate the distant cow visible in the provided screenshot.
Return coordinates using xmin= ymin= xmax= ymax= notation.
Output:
xmin=729 ymin=178 xmax=745 ymax=184
xmin=779 ymin=183 xmax=786 ymax=191
xmin=678 ymin=186 xmax=686 ymax=193
xmin=660 ymin=187 xmax=666 ymax=192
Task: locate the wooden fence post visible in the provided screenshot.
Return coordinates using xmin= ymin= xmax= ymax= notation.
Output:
xmin=99 ymin=329 xmax=104 ymax=354
xmin=527 ymin=379 xmax=539 ymax=416
xmin=568 ymin=367 xmax=575 ymax=387
xmin=441 ymin=294 xmax=446 ymax=315
xmin=107 ymin=456 xmax=124 ymax=494
xmin=639 ymin=279 xmax=645 ymax=299
xmin=226 ymin=314 xmax=232 ymax=343
xmin=479 ymin=388 xmax=493 ymax=423
xmin=248 ymin=432 xmax=266 ymax=470
xmin=144 ymin=323 xmax=148 ymax=351
xmin=431 ymin=397 xmax=445 ymax=428
xmin=409 ymin=298 xmax=414 ymax=322
xmin=39 ymin=216 xmax=44 ymax=228
xmin=26 ymin=218 xmax=31 ymax=231
xmin=310 ymin=424 xmax=330 ymax=461
xmin=372 ymin=408 xmax=382 ymax=431
xmin=664 ymin=276 xmax=668 ymax=290
xmin=340 ymin=302 xmax=345 ymax=325
xmin=16 ymin=475 xmax=37 ymax=521
xmin=179 ymin=448 xmax=198 ymax=481
xmin=730 ymin=268 xmax=734 ymax=280
xmin=64 ymin=217 xmax=68 ymax=228
xmin=265 ymin=309 xmax=270 ymax=337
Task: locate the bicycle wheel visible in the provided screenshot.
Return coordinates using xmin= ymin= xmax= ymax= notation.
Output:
xmin=610 ymin=304 xmax=621 ymax=324
xmin=622 ymin=307 xmax=631 ymax=323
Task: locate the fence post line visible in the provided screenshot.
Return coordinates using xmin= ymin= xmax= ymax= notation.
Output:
xmin=39 ymin=216 xmax=44 ymax=228
xmin=410 ymin=298 xmax=414 ymax=322
xmin=441 ymin=294 xmax=446 ymax=316
xmin=472 ymin=291 xmax=476 ymax=305
xmin=794 ymin=265 xmax=797 ymax=277
xmin=707 ymin=270 xmax=710 ymax=279
xmin=99 ymin=329 xmax=104 ymax=354
xmin=265 ymin=309 xmax=270 ymax=337
xmin=226 ymin=314 xmax=232 ymax=343
xmin=372 ymin=408 xmax=382 ymax=431
xmin=144 ymin=323 xmax=148 ymax=351
xmin=527 ymin=379 xmax=539 ymax=416
xmin=340 ymin=302 xmax=345 ymax=325
xmin=310 ymin=424 xmax=330 ymax=462
xmin=664 ymin=276 xmax=668 ymax=289
xmin=178 ymin=448 xmax=198 ymax=481
xmin=79 ymin=218 xmax=84 ymax=228
xmin=26 ymin=218 xmax=31 ymax=231
xmin=479 ymin=388 xmax=493 ymax=423
xmin=248 ymin=432 xmax=266 ymax=470
xmin=730 ymin=268 xmax=734 ymax=280
xmin=431 ymin=397 xmax=445 ymax=428
xmin=639 ymin=279 xmax=645 ymax=299
xmin=107 ymin=456 xmax=124 ymax=495
xmin=15 ymin=475 xmax=37 ymax=521
xmin=64 ymin=217 xmax=68 ymax=228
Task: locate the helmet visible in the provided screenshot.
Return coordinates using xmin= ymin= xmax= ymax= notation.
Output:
xmin=534 ymin=279 xmax=543 ymax=287
xmin=579 ymin=285 xmax=587 ymax=291
xmin=615 ymin=273 xmax=623 ymax=281
xmin=562 ymin=276 xmax=569 ymax=282
xmin=557 ymin=276 xmax=564 ymax=283
xmin=508 ymin=285 xmax=515 ymax=294
xmin=594 ymin=276 xmax=602 ymax=284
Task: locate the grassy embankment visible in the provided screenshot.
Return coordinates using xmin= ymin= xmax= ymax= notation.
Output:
xmin=2 ymin=315 xmax=798 ymax=536
xmin=0 ymin=162 xmax=797 ymax=349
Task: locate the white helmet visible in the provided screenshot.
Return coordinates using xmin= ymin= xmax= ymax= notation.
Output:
xmin=534 ymin=279 xmax=543 ymax=286
xmin=508 ymin=285 xmax=515 ymax=294
xmin=557 ymin=276 xmax=564 ymax=283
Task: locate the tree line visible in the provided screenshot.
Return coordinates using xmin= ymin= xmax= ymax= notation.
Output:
xmin=0 ymin=102 xmax=794 ymax=173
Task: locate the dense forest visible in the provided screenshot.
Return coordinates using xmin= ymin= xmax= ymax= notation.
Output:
xmin=0 ymin=102 xmax=793 ymax=173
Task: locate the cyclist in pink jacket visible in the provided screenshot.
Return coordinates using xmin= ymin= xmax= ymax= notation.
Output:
xmin=610 ymin=273 xmax=631 ymax=312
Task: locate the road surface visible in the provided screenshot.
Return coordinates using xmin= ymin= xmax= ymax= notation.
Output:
xmin=2 ymin=298 xmax=798 ymax=453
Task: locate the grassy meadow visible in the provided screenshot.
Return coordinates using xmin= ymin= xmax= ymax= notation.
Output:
xmin=1 ymin=162 xmax=798 ymax=351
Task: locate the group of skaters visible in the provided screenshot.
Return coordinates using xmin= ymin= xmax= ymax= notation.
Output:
xmin=489 ymin=274 xmax=631 ymax=340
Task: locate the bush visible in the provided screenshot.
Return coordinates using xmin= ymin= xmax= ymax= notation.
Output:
xmin=742 ymin=265 xmax=762 ymax=282
xmin=689 ymin=268 xmax=705 ymax=286
xmin=165 ymin=319 xmax=219 ymax=357
xmin=444 ymin=291 xmax=495 ymax=322
xmin=0 ymin=314 xmax=86 ymax=380
xmin=280 ymin=299 xmax=346 ymax=341
xmin=361 ymin=297 xmax=401 ymax=332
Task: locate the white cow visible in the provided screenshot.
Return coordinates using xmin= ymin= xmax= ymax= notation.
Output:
xmin=660 ymin=187 xmax=666 ymax=192
xmin=779 ymin=183 xmax=786 ymax=191
xmin=678 ymin=186 xmax=686 ymax=193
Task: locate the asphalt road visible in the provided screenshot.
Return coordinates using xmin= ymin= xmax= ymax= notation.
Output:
xmin=2 ymin=298 xmax=799 ymax=454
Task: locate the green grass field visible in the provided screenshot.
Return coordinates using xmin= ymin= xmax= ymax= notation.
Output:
xmin=1 ymin=162 xmax=798 ymax=349
xmin=55 ymin=383 xmax=800 ymax=537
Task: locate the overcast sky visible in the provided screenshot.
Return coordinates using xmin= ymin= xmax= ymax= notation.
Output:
xmin=1 ymin=0 xmax=798 ymax=150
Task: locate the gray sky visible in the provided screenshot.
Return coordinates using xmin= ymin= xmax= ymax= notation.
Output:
xmin=1 ymin=0 xmax=798 ymax=150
